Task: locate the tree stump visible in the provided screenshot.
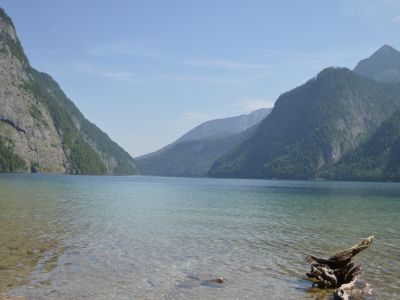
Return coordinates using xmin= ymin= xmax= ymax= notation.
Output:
xmin=305 ymin=236 xmax=374 ymax=299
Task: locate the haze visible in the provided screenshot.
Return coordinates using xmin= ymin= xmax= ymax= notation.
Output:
xmin=1 ymin=0 xmax=400 ymax=156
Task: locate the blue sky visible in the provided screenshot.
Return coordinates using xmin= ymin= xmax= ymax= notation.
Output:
xmin=1 ymin=0 xmax=400 ymax=156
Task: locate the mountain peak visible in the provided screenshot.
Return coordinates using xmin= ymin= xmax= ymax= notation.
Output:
xmin=354 ymin=44 xmax=400 ymax=83
xmin=0 ymin=7 xmax=14 ymax=27
xmin=376 ymin=44 xmax=399 ymax=54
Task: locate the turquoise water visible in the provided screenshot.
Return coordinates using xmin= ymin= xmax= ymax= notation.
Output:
xmin=0 ymin=174 xmax=399 ymax=299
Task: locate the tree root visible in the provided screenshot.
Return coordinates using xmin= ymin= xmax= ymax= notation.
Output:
xmin=305 ymin=236 xmax=374 ymax=299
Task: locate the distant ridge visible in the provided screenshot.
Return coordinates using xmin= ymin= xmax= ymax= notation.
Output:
xmin=177 ymin=108 xmax=271 ymax=143
xmin=136 ymin=108 xmax=271 ymax=177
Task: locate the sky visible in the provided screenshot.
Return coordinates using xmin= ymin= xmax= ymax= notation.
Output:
xmin=1 ymin=0 xmax=400 ymax=157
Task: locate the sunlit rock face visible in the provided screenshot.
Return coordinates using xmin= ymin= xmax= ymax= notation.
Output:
xmin=0 ymin=9 xmax=138 ymax=175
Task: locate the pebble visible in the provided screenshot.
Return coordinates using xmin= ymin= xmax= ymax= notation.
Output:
xmin=214 ymin=277 xmax=225 ymax=284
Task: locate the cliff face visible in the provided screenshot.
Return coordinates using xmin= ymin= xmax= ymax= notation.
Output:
xmin=329 ymin=109 xmax=400 ymax=181
xmin=0 ymin=12 xmax=67 ymax=173
xmin=0 ymin=9 xmax=138 ymax=174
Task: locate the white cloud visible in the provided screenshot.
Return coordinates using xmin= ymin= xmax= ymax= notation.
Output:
xmin=182 ymin=112 xmax=211 ymax=122
xmin=43 ymin=49 xmax=55 ymax=55
xmin=73 ymin=62 xmax=272 ymax=85
xmin=235 ymin=97 xmax=275 ymax=112
xmin=85 ymin=42 xmax=270 ymax=70
xmin=73 ymin=63 xmax=139 ymax=82
xmin=166 ymin=111 xmax=211 ymax=126
xmin=153 ymin=72 xmax=271 ymax=84
xmin=85 ymin=42 xmax=162 ymax=60
xmin=392 ymin=15 xmax=400 ymax=22
xmin=182 ymin=60 xmax=271 ymax=69
xmin=382 ymin=0 xmax=400 ymax=9
xmin=166 ymin=100 xmax=274 ymax=132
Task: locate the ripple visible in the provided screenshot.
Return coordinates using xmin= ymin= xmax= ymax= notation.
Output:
xmin=0 ymin=174 xmax=399 ymax=299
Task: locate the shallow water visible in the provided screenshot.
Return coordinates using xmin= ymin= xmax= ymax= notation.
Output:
xmin=0 ymin=174 xmax=399 ymax=299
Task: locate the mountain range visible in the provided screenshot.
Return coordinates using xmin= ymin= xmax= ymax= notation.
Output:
xmin=136 ymin=108 xmax=271 ymax=177
xmin=139 ymin=44 xmax=400 ymax=182
xmin=209 ymin=45 xmax=400 ymax=180
xmin=0 ymin=8 xmax=138 ymax=175
xmin=2 ymin=6 xmax=400 ymax=182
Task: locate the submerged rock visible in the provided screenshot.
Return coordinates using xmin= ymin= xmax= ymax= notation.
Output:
xmin=214 ymin=277 xmax=225 ymax=284
xmin=176 ymin=275 xmax=225 ymax=289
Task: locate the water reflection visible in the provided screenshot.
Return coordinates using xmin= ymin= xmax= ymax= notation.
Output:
xmin=0 ymin=174 xmax=399 ymax=299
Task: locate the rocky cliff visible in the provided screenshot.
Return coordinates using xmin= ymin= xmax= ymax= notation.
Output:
xmin=0 ymin=8 xmax=138 ymax=175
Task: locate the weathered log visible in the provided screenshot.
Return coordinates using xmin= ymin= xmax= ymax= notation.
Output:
xmin=334 ymin=262 xmax=354 ymax=284
xmin=305 ymin=236 xmax=374 ymax=299
xmin=306 ymin=255 xmax=352 ymax=269
xmin=334 ymin=267 xmax=372 ymax=300
xmin=330 ymin=236 xmax=374 ymax=260
xmin=306 ymin=263 xmax=339 ymax=288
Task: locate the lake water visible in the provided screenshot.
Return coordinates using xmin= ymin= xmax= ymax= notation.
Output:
xmin=0 ymin=174 xmax=399 ymax=299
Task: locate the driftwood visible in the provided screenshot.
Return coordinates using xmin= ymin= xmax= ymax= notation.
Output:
xmin=305 ymin=236 xmax=374 ymax=300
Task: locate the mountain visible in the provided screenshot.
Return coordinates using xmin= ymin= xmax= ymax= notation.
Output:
xmin=136 ymin=108 xmax=271 ymax=177
xmin=138 ymin=108 xmax=271 ymax=160
xmin=354 ymin=44 xmax=400 ymax=83
xmin=175 ymin=108 xmax=271 ymax=143
xmin=0 ymin=8 xmax=138 ymax=175
xmin=327 ymin=109 xmax=400 ymax=181
xmin=209 ymin=67 xmax=400 ymax=179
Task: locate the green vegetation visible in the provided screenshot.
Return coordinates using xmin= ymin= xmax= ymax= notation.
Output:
xmin=77 ymin=117 xmax=138 ymax=175
xmin=0 ymin=8 xmax=29 ymax=67
xmin=136 ymin=109 xmax=269 ymax=177
xmin=0 ymin=8 xmax=13 ymax=26
xmin=137 ymin=127 xmax=256 ymax=177
xmin=0 ymin=8 xmax=139 ymax=175
xmin=22 ymin=71 xmax=107 ymax=175
xmin=3 ymin=4 xmax=400 ymax=180
xmin=26 ymin=70 xmax=138 ymax=175
xmin=0 ymin=138 xmax=26 ymax=172
xmin=29 ymin=102 xmax=48 ymax=126
xmin=354 ymin=44 xmax=400 ymax=83
xmin=209 ymin=68 xmax=400 ymax=179
xmin=68 ymin=139 xmax=106 ymax=175
xmin=29 ymin=103 xmax=42 ymax=120
xmin=0 ymin=31 xmax=28 ymax=67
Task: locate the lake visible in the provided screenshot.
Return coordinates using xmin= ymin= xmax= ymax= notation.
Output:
xmin=0 ymin=174 xmax=399 ymax=299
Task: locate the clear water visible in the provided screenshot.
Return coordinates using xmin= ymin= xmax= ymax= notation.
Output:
xmin=0 ymin=174 xmax=399 ymax=299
